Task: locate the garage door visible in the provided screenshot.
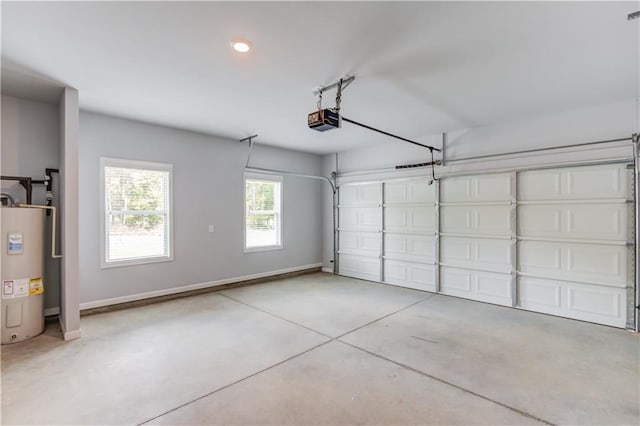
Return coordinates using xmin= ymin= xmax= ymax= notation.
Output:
xmin=382 ymin=179 xmax=437 ymax=291
xmin=517 ymin=164 xmax=633 ymax=328
xmin=337 ymin=163 xmax=635 ymax=328
xmin=337 ymin=183 xmax=382 ymax=282
xmin=440 ymin=173 xmax=516 ymax=306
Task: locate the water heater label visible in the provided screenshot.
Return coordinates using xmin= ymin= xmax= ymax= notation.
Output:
xmin=1 ymin=278 xmax=27 ymax=299
xmin=29 ymin=277 xmax=44 ymax=296
xmin=8 ymin=233 xmax=23 ymax=255
xmin=3 ymin=280 xmax=14 ymax=296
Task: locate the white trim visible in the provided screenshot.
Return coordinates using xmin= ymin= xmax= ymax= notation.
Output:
xmin=101 ymin=156 xmax=174 ymax=172
xmin=243 ymin=172 xmax=283 ymax=252
xmin=79 ymin=263 xmax=323 ymax=310
xmin=44 ymin=307 xmax=60 ymax=316
xmin=244 ymin=245 xmax=284 ymax=253
xmin=100 ymin=157 xmax=174 ymax=268
xmin=58 ymin=316 xmax=82 ymax=341
xmin=322 ymin=267 xmax=334 ymax=273
xmin=102 ymin=255 xmax=173 ymax=269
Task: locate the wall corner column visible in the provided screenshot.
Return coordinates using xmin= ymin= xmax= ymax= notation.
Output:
xmin=59 ymin=87 xmax=81 ymax=340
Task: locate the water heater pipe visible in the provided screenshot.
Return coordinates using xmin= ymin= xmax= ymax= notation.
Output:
xmin=15 ymin=204 xmax=62 ymax=259
xmin=1 ymin=193 xmax=16 ymax=206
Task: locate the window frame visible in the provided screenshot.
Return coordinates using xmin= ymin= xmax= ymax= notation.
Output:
xmin=100 ymin=157 xmax=174 ymax=268
xmin=243 ymin=172 xmax=283 ymax=253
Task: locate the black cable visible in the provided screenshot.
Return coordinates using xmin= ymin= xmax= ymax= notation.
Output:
xmin=341 ymin=116 xmax=441 ymax=152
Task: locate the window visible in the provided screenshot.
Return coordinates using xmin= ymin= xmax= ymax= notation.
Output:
xmin=101 ymin=158 xmax=173 ymax=267
xmin=244 ymin=173 xmax=282 ymax=251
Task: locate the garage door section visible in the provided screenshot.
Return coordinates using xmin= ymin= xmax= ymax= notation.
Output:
xmin=382 ymin=180 xmax=437 ymax=291
xmin=440 ymin=173 xmax=516 ymax=306
xmin=336 ymin=163 xmax=635 ymax=329
xmin=338 ymin=183 xmax=382 ymax=281
xmin=518 ymin=164 xmax=633 ymax=328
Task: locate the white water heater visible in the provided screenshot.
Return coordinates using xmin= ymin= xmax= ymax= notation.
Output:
xmin=1 ymin=207 xmax=45 ymax=344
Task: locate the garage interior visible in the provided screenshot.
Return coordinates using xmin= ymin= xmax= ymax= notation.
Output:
xmin=1 ymin=2 xmax=639 ymax=425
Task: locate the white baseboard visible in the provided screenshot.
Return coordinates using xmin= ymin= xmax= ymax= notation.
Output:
xmin=322 ymin=267 xmax=334 ymax=273
xmin=58 ymin=317 xmax=82 ymax=341
xmin=80 ymin=263 xmax=323 ymax=311
xmin=45 ymin=307 xmax=61 ymax=316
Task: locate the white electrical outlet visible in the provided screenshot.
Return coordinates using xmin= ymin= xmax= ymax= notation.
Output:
xmin=208 ymin=225 xmax=215 ymax=233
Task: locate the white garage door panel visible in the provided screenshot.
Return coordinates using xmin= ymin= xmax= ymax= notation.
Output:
xmin=337 ymin=163 xmax=634 ymax=329
xmin=440 ymin=267 xmax=512 ymax=306
xmin=441 ymin=205 xmax=512 ymax=236
xmin=385 ymin=180 xmax=435 ymax=204
xmin=441 ymin=173 xmax=513 ymax=203
xmin=384 ymin=260 xmax=436 ymax=291
xmin=519 ymin=276 xmax=627 ymax=328
xmin=519 ymin=241 xmax=630 ymax=287
xmin=384 ymin=234 xmax=435 ymax=263
xmin=519 ymin=164 xmax=628 ymax=201
xmin=339 ymin=184 xmax=381 ymax=206
xmin=339 ymin=254 xmax=380 ymax=282
xmin=339 ymin=231 xmax=381 ymax=257
xmin=519 ymin=170 xmax=561 ymax=201
xmin=518 ymin=204 xmax=628 ymax=241
xmin=385 ymin=206 xmax=435 ymax=234
xmin=441 ymin=237 xmax=511 ymax=273
xmin=339 ymin=207 xmax=380 ymax=232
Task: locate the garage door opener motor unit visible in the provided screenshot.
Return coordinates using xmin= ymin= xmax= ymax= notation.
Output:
xmin=308 ymin=108 xmax=341 ymax=132
xmin=308 ymin=75 xmax=442 ymax=182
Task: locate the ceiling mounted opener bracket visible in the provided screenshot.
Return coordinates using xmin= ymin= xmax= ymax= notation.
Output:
xmin=239 ymin=134 xmax=258 ymax=168
xmin=312 ymin=75 xmax=356 ymax=97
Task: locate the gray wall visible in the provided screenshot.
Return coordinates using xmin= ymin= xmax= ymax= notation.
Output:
xmin=79 ymin=111 xmax=323 ymax=305
xmin=1 ymin=95 xmax=61 ymax=311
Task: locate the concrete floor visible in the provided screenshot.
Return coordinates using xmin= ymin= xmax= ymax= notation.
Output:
xmin=2 ymin=272 xmax=638 ymax=425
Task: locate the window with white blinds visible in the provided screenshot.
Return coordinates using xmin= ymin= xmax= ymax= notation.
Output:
xmin=101 ymin=158 xmax=173 ymax=267
xmin=244 ymin=173 xmax=282 ymax=251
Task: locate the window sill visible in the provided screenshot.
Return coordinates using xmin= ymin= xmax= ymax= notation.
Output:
xmin=101 ymin=255 xmax=173 ymax=269
xmin=244 ymin=245 xmax=283 ymax=253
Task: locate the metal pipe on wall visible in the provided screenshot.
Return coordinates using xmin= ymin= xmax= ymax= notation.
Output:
xmin=244 ymin=166 xmax=336 ymax=193
xmin=333 ymin=152 xmax=339 ymax=274
xmin=338 ymin=156 xmax=634 ymax=183
xmin=1 ymin=176 xmax=33 ymax=204
xmin=336 ymin=137 xmax=634 ymax=181
xmin=446 ymin=136 xmax=633 ymax=163
xmin=15 ymin=204 xmax=62 ymax=259
xmin=333 ymin=181 xmax=338 ymax=274
xmin=1 ymin=193 xmax=16 ymax=206
xmin=633 ymin=134 xmax=639 ymax=333
xmin=441 ymin=133 xmax=447 ymax=166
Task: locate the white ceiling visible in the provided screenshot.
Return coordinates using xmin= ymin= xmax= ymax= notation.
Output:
xmin=2 ymin=1 xmax=638 ymax=154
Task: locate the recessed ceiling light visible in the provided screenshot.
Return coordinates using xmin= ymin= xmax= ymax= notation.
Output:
xmin=231 ymin=38 xmax=252 ymax=53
